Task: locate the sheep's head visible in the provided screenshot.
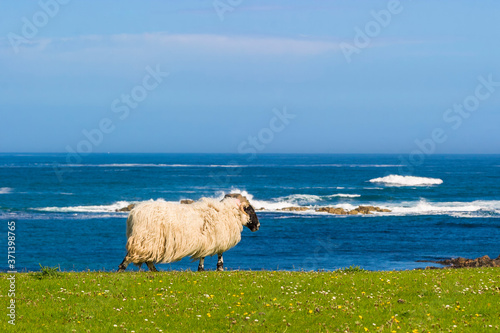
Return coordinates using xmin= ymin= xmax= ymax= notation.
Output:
xmin=224 ymin=193 xmax=260 ymax=232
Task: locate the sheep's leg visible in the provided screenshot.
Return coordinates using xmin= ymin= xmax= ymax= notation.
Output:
xmin=146 ymin=262 xmax=158 ymax=272
xmin=198 ymin=257 xmax=205 ymax=272
xmin=118 ymin=256 xmax=131 ymax=272
xmin=217 ymin=253 xmax=224 ymax=271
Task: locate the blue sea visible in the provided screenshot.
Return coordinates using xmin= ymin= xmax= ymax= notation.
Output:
xmin=1 ymin=153 xmax=499 ymax=272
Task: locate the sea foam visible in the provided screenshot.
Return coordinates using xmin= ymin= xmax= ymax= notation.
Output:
xmin=277 ymin=193 xmax=360 ymax=205
xmin=327 ymin=194 xmax=361 ymax=198
xmin=380 ymin=199 xmax=500 ymax=217
xmin=369 ymin=175 xmax=443 ymax=186
xmin=219 ymin=190 xmax=360 ymax=211
xmin=37 ymin=201 xmax=136 ymax=213
xmin=0 ymin=187 xmax=12 ymax=194
xmin=217 ymin=189 xmax=295 ymax=211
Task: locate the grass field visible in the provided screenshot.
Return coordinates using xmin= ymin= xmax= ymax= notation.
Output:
xmin=1 ymin=267 xmax=499 ymax=332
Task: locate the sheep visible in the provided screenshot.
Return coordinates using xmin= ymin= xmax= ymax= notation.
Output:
xmin=117 ymin=193 xmax=260 ymax=272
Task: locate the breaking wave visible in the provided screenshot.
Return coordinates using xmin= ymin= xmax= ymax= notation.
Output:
xmin=328 ymin=194 xmax=361 ymax=198
xmin=369 ymin=175 xmax=443 ymax=186
xmin=217 ymin=190 xmax=361 ymax=210
xmin=36 ymin=201 xmax=135 ymax=213
xmin=381 ymin=199 xmax=500 ymax=218
xmin=215 ymin=190 xmax=293 ymax=210
xmin=217 ymin=190 xmax=500 ymax=218
xmin=0 ymin=187 xmax=12 ymax=194
xmin=276 ymin=193 xmax=360 ymax=205
xmin=23 ymin=189 xmax=500 ymax=219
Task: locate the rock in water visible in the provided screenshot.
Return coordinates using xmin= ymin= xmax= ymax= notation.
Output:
xmin=262 ymin=205 xmax=391 ymax=215
xmin=356 ymin=206 xmax=374 ymax=214
xmin=356 ymin=206 xmax=391 ymax=214
xmin=280 ymin=207 xmax=310 ymax=212
xmin=116 ymin=204 xmax=135 ymax=212
xmin=315 ymin=207 xmax=347 ymax=214
xmin=180 ymin=199 xmax=194 ymax=204
xmin=431 ymin=255 xmax=500 ymax=268
xmin=314 ymin=206 xmax=391 ymax=215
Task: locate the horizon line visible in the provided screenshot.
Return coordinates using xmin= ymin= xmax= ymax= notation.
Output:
xmin=1 ymin=152 xmax=499 ymax=156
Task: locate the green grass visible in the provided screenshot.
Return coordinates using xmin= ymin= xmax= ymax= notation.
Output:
xmin=30 ymin=264 xmax=63 ymax=280
xmin=2 ymin=268 xmax=499 ymax=332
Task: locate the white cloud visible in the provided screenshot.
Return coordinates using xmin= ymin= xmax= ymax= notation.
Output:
xmin=1 ymin=32 xmax=341 ymax=56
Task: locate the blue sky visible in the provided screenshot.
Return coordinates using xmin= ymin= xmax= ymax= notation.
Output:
xmin=1 ymin=0 xmax=499 ymax=154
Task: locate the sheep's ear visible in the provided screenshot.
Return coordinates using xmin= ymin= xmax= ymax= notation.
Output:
xmin=239 ymin=203 xmax=248 ymax=215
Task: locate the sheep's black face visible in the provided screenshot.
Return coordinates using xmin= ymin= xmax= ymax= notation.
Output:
xmin=244 ymin=205 xmax=260 ymax=232
xmin=223 ymin=193 xmax=260 ymax=232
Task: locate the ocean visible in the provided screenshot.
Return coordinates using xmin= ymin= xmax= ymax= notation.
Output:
xmin=1 ymin=153 xmax=499 ymax=272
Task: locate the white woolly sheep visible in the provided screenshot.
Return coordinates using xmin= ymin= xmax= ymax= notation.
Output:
xmin=117 ymin=194 xmax=260 ymax=272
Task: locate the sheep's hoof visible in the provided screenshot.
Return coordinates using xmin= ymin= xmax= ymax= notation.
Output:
xmin=197 ymin=266 xmax=205 ymax=272
xmin=216 ymin=267 xmax=224 ymax=272
xmin=117 ymin=266 xmax=126 ymax=272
